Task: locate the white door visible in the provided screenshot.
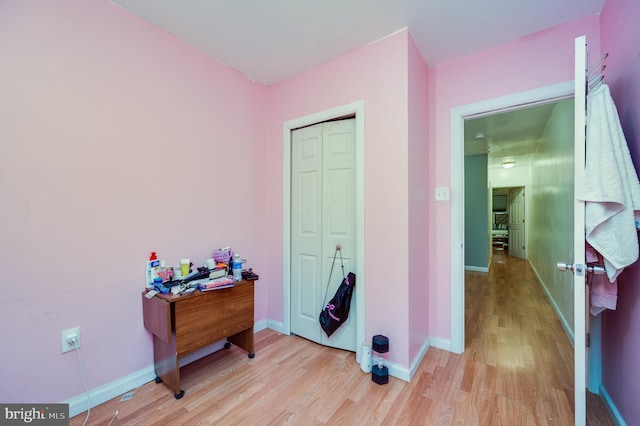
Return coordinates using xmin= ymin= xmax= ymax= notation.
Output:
xmin=508 ymin=187 xmax=525 ymax=259
xmin=290 ymin=119 xmax=357 ymax=352
xmin=570 ymin=34 xmax=587 ymax=426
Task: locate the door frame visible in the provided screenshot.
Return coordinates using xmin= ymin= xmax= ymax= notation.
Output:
xmin=282 ymin=100 xmax=366 ymax=361
xmin=450 ymin=81 xmax=574 ymax=354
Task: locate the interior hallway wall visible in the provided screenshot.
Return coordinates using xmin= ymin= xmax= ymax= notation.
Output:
xmin=599 ymin=0 xmax=640 ymax=423
xmin=527 ymin=99 xmax=576 ymax=336
xmin=464 ymin=155 xmax=489 ymax=269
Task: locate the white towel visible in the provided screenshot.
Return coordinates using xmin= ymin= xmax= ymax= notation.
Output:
xmin=578 ymin=84 xmax=640 ymax=281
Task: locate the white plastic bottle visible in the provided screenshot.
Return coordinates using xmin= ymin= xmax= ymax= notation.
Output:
xmin=232 ymin=254 xmax=242 ymax=282
xmin=146 ymin=252 xmax=160 ymax=289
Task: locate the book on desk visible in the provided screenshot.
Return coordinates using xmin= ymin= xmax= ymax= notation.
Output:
xmin=198 ymin=276 xmax=234 ymax=291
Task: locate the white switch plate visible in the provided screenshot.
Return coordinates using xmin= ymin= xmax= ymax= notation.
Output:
xmin=435 ymin=186 xmax=450 ymax=201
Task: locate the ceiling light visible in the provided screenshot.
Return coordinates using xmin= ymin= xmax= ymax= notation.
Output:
xmin=502 ymin=161 xmax=515 ymax=169
xmin=475 ymin=132 xmax=485 ymax=141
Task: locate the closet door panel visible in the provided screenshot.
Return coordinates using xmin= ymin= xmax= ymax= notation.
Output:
xmin=290 ymin=124 xmax=323 ymax=342
xmin=320 ymin=119 xmax=357 ymax=351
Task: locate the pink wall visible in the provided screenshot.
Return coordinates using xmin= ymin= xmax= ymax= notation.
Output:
xmin=427 ymin=16 xmax=601 ymax=339
xmin=599 ymin=0 xmax=640 ymax=423
xmin=266 ymin=31 xmax=414 ymax=366
xmin=408 ymin=33 xmax=430 ymax=361
xmin=0 ymin=1 xmax=268 ymax=403
xmin=1 ymin=0 xmax=624 ymax=410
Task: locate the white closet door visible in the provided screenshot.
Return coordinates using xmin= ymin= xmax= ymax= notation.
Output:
xmin=291 ymin=119 xmax=356 ymax=351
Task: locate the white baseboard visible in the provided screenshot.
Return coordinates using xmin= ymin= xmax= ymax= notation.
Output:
xmin=599 ymin=384 xmax=626 ymax=426
xmin=65 ymin=321 xmax=281 ymax=418
xmin=65 ymin=322 xmax=445 ymax=417
xmin=465 ymin=265 xmax=489 ymax=273
xmin=528 ymin=259 xmax=574 ymax=345
xmin=408 ymin=339 xmax=431 ymax=381
xmin=429 ymin=336 xmax=452 ymax=352
xmin=391 ymin=336 xmax=453 ymax=383
xmin=264 ymin=319 xmax=284 ymax=333
xmin=64 ymin=364 xmax=156 ymax=418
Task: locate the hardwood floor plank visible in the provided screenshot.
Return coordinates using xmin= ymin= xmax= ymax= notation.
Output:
xmin=70 ymin=251 xmax=614 ymax=425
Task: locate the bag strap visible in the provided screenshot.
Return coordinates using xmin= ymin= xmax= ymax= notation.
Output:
xmin=322 ymin=245 xmax=345 ymax=309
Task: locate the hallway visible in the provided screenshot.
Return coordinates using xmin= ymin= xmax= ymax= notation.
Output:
xmin=465 ymin=249 xmax=613 ymax=424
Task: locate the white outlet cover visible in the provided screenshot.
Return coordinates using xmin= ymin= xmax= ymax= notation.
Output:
xmin=61 ymin=326 xmax=80 ymax=353
xmin=435 ymin=186 xmax=450 ymax=201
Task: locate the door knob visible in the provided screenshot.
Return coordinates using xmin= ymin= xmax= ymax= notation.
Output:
xmin=557 ymin=262 xmax=575 ymax=272
xmin=557 ymin=262 xmax=603 ymax=276
xmin=587 ymin=265 xmax=606 ymax=275
xmin=557 ymin=262 xmax=585 ymax=276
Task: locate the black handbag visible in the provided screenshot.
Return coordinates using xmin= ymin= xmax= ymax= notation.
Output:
xmin=319 ymin=247 xmax=356 ymax=337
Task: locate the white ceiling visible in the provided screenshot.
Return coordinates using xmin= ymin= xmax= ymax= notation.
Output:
xmin=109 ymin=1 xmax=597 ymax=166
xmin=464 ymin=102 xmax=555 ymax=162
xmin=464 ymin=98 xmax=574 ymax=168
xmin=110 ymin=0 xmax=605 ymax=86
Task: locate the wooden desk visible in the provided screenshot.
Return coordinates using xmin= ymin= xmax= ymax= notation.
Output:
xmin=141 ymin=279 xmax=256 ymax=398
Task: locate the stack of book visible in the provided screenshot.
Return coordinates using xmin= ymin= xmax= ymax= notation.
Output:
xmin=198 ymin=276 xmax=234 ymax=291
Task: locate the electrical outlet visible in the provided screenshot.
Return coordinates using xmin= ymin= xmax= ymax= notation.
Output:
xmin=61 ymin=326 xmax=81 ymax=353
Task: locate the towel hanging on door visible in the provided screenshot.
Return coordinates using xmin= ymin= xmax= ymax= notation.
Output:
xmin=578 ymin=83 xmax=640 ymax=281
xmin=319 ymin=247 xmax=356 ymax=337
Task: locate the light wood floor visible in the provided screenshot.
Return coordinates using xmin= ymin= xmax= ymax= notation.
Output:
xmin=72 ymin=250 xmax=613 ymax=425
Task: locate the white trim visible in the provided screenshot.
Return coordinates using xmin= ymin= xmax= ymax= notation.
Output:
xmin=283 ymin=100 xmax=366 ymax=362
xmin=429 ymin=337 xmax=451 ymax=352
xmin=64 ymin=364 xmax=156 ymax=418
xmin=384 ymin=359 xmax=410 ymax=383
xmin=264 ymin=319 xmax=284 ymax=334
xmin=529 ymin=259 xmax=575 ymax=345
xmin=464 ymin=265 xmax=488 ymax=273
xmin=66 ymin=320 xmax=273 ymax=418
xmin=408 ymin=339 xmax=431 ymax=381
xmin=450 ymin=81 xmax=574 ymax=355
xmin=599 ymin=384 xmax=627 ymax=426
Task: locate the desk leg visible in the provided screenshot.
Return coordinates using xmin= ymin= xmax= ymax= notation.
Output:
xmin=152 ymin=334 xmax=184 ymax=399
xmin=227 ymin=327 xmax=255 ymax=358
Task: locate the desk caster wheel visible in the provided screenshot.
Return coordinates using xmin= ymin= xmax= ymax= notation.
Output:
xmin=174 ymin=390 xmax=184 ymax=399
xmin=248 ymin=353 xmax=255 ymax=359
xmin=224 ymin=342 xmax=231 ymax=349
xmin=155 ymin=376 xmax=162 ymax=384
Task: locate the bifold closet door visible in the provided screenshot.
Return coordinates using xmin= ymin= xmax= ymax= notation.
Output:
xmin=290 ymin=119 xmax=356 ymax=352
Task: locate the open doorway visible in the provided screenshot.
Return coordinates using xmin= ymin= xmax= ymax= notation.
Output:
xmin=449 ymin=82 xmax=577 ymax=355
xmin=452 ymin=84 xmax=596 ymax=420
xmin=490 ymin=186 xmax=526 ymax=260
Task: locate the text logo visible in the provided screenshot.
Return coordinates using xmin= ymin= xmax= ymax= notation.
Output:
xmin=1 ymin=404 xmax=68 ymax=425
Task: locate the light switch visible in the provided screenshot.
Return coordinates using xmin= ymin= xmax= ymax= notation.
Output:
xmin=435 ymin=186 xmax=450 ymax=201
